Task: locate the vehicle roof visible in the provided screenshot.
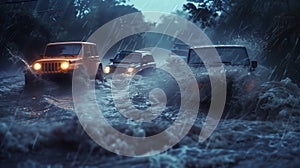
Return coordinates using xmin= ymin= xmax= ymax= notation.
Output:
xmin=174 ymin=42 xmax=189 ymax=46
xmin=190 ymin=45 xmax=245 ymax=49
xmin=118 ymin=50 xmax=152 ymax=55
xmin=47 ymin=41 xmax=96 ymax=46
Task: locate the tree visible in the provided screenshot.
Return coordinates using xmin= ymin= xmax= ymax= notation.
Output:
xmin=0 ymin=1 xmax=50 ymax=69
xmin=183 ymin=0 xmax=223 ymax=28
xmin=183 ymin=0 xmax=300 ymax=84
xmin=0 ymin=0 xmax=145 ymax=70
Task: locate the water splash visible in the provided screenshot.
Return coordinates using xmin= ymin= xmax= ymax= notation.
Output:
xmin=6 ymin=47 xmax=35 ymax=74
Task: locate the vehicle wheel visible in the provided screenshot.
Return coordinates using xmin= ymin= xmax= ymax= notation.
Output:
xmin=96 ymin=64 xmax=105 ymax=82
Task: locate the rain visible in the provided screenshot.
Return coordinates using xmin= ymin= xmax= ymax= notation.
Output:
xmin=0 ymin=0 xmax=300 ymax=167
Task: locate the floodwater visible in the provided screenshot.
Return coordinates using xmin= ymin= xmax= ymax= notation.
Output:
xmin=0 ymin=63 xmax=299 ymax=167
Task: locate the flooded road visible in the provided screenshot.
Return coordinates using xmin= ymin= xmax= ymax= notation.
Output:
xmin=0 ymin=72 xmax=300 ymax=167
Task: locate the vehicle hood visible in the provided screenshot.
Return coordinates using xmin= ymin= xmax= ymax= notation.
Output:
xmin=110 ymin=62 xmax=140 ymax=68
xmin=34 ymin=58 xmax=82 ymax=63
xmin=190 ymin=66 xmax=249 ymax=76
xmin=188 ymin=66 xmax=257 ymax=103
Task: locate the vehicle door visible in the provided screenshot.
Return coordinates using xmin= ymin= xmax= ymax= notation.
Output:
xmin=84 ymin=44 xmax=99 ymax=77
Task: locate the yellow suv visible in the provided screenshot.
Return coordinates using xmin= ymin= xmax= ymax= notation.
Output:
xmin=24 ymin=42 xmax=104 ymax=86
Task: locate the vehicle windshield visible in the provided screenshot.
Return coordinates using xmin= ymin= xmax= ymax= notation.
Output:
xmin=113 ymin=52 xmax=141 ymax=63
xmin=45 ymin=44 xmax=82 ymax=56
xmin=171 ymin=49 xmax=188 ymax=56
xmin=189 ymin=47 xmax=250 ymax=66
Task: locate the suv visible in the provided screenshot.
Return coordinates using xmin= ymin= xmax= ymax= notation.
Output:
xmin=187 ymin=45 xmax=258 ymax=114
xmin=188 ymin=45 xmax=257 ymax=73
xmin=103 ymin=50 xmax=156 ymax=75
xmin=24 ymin=42 xmax=104 ymax=86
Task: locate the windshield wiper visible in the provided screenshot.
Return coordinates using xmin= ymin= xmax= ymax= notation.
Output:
xmin=222 ymin=62 xmax=244 ymax=66
xmin=208 ymin=61 xmax=232 ymax=65
xmin=221 ymin=61 xmax=232 ymax=65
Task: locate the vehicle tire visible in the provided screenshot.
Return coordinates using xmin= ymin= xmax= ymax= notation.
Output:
xmin=96 ymin=64 xmax=105 ymax=82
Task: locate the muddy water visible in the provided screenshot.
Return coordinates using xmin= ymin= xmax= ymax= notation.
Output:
xmin=0 ymin=71 xmax=299 ymax=167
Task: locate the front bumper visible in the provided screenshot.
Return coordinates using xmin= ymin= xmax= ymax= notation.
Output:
xmin=25 ymin=68 xmax=73 ymax=80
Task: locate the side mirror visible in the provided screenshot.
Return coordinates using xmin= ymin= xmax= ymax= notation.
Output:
xmin=251 ymin=61 xmax=257 ymax=69
xmin=110 ymin=59 xmax=114 ymax=62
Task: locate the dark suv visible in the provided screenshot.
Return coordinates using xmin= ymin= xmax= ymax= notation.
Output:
xmin=187 ymin=45 xmax=258 ymax=115
xmin=188 ymin=45 xmax=257 ymax=70
xmin=103 ymin=50 xmax=156 ymax=75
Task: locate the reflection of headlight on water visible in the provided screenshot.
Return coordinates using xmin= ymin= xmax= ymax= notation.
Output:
xmin=127 ymin=67 xmax=135 ymax=73
xmin=33 ymin=63 xmax=41 ymax=70
xmin=104 ymin=66 xmax=110 ymax=74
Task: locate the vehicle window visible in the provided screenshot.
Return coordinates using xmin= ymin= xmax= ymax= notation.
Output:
xmin=45 ymin=44 xmax=82 ymax=56
xmin=84 ymin=45 xmax=91 ymax=57
xmin=113 ymin=52 xmax=142 ymax=63
xmin=142 ymin=55 xmax=154 ymax=64
xmin=189 ymin=47 xmax=250 ymax=65
xmin=91 ymin=45 xmax=98 ymax=56
xmin=171 ymin=49 xmax=188 ymax=57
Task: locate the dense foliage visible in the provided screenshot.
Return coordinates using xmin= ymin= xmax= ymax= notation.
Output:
xmin=0 ymin=0 xmax=141 ymax=70
xmin=1 ymin=0 xmax=299 ymax=84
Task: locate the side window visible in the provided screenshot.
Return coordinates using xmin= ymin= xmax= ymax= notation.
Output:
xmin=142 ymin=55 xmax=154 ymax=64
xmin=84 ymin=45 xmax=91 ymax=57
xmin=91 ymin=45 xmax=98 ymax=56
xmin=95 ymin=46 xmax=99 ymax=56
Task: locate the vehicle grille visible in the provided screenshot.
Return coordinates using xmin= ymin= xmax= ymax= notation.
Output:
xmin=41 ymin=62 xmax=61 ymax=73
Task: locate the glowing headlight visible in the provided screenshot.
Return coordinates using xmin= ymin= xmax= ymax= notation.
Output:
xmin=60 ymin=62 xmax=70 ymax=70
xmin=127 ymin=67 xmax=135 ymax=73
xmin=33 ymin=63 xmax=41 ymax=71
xmin=104 ymin=66 xmax=110 ymax=74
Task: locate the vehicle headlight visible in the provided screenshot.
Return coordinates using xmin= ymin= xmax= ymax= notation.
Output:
xmin=33 ymin=63 xmax=42 ymax=71
xmin=60 ymin=62 xmax=70 ymax=70
xmin=104 ymin=66 xmax=110 ymax=74
xmin=127 ymin=67 xmax=135 ymax=73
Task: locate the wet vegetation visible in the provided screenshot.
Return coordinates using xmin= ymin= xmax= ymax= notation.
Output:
xmin=0 ymin=0 xmax=142 ymax=70
xmin=183 ymin=0 xmax=300 ymax=84
xmin=1 ymin=0 xmax=299 ymax=85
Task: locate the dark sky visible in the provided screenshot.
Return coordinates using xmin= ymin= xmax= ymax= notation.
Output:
xmin=126 ymin=0 xmax=186 ymax=13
